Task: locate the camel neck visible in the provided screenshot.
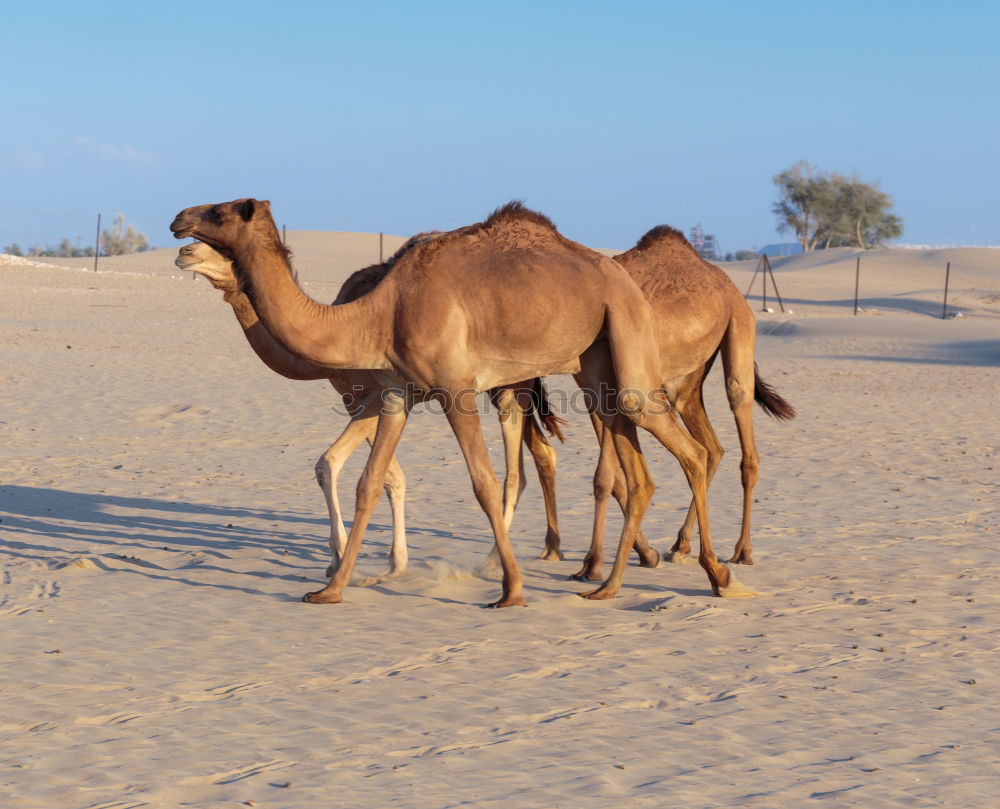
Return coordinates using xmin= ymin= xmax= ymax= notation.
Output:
xmin=222 ymin=290 xmax=332 ymax=381
xmin=232 ymin=233 xmax=392 ymax=371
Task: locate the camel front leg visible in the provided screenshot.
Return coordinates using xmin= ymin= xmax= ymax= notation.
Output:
xmin=304 ymin=392 xmax=409 ymax=604
xmin=315 ymin=394 xmax=381 ymax=576
xmin=496 ymin=387 xmax=526 ymax=531
xmin=575 ymin=413 xmax=658 ymax=581
xmin=572 ymin=414 xmax=618 ymax=581
xmin=523 ymin=416 xmax=563 ymax=561
xmin=579 ymin=413 xmax=655 ymax=600
xmin=381 ymin=454 xmax=408 ymax=576
xmin=483 ymin=387 xmax=528 ymax=572
xmin=446 ymin=391 xmax=526 ymax=608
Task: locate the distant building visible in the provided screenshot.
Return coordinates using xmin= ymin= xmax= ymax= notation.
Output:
xmin=689 ymin=224 xmax=720 ymax=260
xmin=758 ymin=242 xmax=803 ymax=257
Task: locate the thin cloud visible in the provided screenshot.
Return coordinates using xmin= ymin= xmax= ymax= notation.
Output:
xmin=73 ymin=137 xmax=155 ymax=166
xmin=13 ymin=147 xmax=48 ymax=171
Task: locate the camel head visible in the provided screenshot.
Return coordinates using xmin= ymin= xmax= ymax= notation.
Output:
xmin=175 ymin=242 xmax=239 ymax=294
xmin=170 ymin=198 xmax=276 ymax=255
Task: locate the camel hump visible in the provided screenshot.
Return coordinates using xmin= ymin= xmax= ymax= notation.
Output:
xmin=632 ymin=225 xmax=691 ymax=252
xmin=483 ymin=200 xmax=558 ymax=233
xmin=333 ymin=231 xmax=446 ymax=305
xmin=334 ymin=263 xmax=388 ymax=304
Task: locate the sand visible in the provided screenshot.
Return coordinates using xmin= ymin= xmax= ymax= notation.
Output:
xmin=2 ymin=236 xmax=998 ymax=808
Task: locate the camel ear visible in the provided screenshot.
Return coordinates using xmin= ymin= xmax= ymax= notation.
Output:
xmin=238 ymin=199 xmax=257 ymax=221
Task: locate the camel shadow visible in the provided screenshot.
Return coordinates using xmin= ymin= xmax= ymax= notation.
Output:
xmin=823 ymin=339 xmax=1000 ymax=367
xmin=747 ymin=293 xmax=974 ymax=318
xmin=0 ymin=483 xmax=399 ymax=566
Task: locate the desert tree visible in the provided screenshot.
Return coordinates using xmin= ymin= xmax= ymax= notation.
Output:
xmin=772 ymin=161 xmax=830 ymax=252
xmin=101 ymin=213 xmax=150 ymax=255
xmin=773 ymin=162 xmax=903 ymax=251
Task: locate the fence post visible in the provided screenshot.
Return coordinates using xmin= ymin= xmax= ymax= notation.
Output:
xmin=379 ymin=232 xmax=383 ymax=263
xmin=942 ymin=261 xmax=951 ymax=319
xmin=93 ymin=213 xmax=101 ymax=272
xmin=853 ymin=256 xmax=860 ymax=316
xmin=282 ymin=224 xmax=286 ymax=245
xmin=764 ymin=254 xmax=786 ymax=312
xmin=761 ymin=256 xmax=768 ymax=311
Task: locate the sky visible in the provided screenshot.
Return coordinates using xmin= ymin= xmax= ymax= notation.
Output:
xmin=2 ymin=0 xmax=998 ymax=254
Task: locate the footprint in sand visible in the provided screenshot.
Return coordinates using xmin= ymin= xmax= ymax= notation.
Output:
xmin=133 ymin=403 xmax=210 ymax=425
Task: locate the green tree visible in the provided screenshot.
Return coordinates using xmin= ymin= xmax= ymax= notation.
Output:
xmin=773 ymin=162 xmax=903 ymax=251
xmin=3 ymin=243 xmax=24 ymax=256
xmin=101 ymin=213 xmax=150 ymax=255
xmin=772 ymin=161 xmax=828 ymax=252
xmin=837 ymin=177 xmax=903 ymax=248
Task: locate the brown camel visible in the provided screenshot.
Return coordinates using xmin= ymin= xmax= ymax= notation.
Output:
xmin=175 ymin=240 xmax=568 ymax=579
xmin=171 ymin=198 xmax=745 ymax=605
xmin=572 ymin=226 xmax=795 ymax=581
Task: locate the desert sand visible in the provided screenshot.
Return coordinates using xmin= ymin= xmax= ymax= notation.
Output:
xmin=1 ymin=233 xmax=998 ymax=808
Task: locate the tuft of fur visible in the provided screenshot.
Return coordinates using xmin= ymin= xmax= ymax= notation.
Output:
xmin=483 ymin=200 xmax=558 ymax=233
xmin=632 ymin=224 xmax=691 ymax=253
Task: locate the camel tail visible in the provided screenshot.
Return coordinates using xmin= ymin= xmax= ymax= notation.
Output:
xmin=754 ymin=363 xmax=796 ymax=421
xmin=530 ymin=377 xmax=567 ymax=442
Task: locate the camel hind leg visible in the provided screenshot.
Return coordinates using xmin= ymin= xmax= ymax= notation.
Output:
xmin=597 ymin=295 xmax=748 ymax=598
xmin=667 ymin=360 xmax=726 ymax=563
xmin=720 ymin=308 xmax=761 ymax=565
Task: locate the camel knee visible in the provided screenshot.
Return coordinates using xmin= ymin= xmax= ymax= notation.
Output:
xmin=355 ymin=471 xmax=384 ymax=512
xmin=740 ymin=452 xmax=760 ymax=487
xmin=315 ymin=455 xmax=341 ymax=489
xmin=470 ymin=471 xmax=503 ymax=513
xmin=680 ymin=443 xmax=710 ymax=487
xmin=383 ymin=462 xmax=406 ymax=497
xmin=705 ymin=443 xmax=725 ymax=477
xmin=625 ymin=475 xmax=654 ymax=512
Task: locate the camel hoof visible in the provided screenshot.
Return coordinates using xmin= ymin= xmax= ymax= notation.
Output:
xmin=569 ymin=569 xmax=603 ymax=582
xmin=715 ymin=579 xmax=758 ymax=599
xmin=538 ymin=548 xmax=565 ymax=562
xmin=664 ymin=551 xmax=692 ymax=565
xmin=484 ymin=595 xmax=527 ymax=608
xmin=303 ymin=589 xmax=343 ymax=604
xmin=728 ymin=554 xmax=755 ymax=565
xmin=578 ymin=587 xmax=617 ymax=601
xmin=638 ymin=550 xmax=661 ymax=569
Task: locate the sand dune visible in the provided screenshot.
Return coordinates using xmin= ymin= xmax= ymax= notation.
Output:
xmin=2 ymin=236 xmax=998 ymax=808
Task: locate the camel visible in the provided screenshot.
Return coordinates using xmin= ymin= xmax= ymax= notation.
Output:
xmin=572 ymin=226 xmax=795 ymax=581
xmin=171 ymin=198 xmax=747 ymax=606
xmin=175 ymin=239 xmax=569 ymax=580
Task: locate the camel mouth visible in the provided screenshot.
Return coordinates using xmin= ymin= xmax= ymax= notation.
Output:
xmin=174 ymin=247 xmax=202 ymax=271
xmin=169 ymin=212 xmax=197 ymax=240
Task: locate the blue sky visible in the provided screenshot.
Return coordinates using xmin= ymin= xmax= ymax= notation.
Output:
xmin=2 ymin=0 xmax=997 ymax=253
